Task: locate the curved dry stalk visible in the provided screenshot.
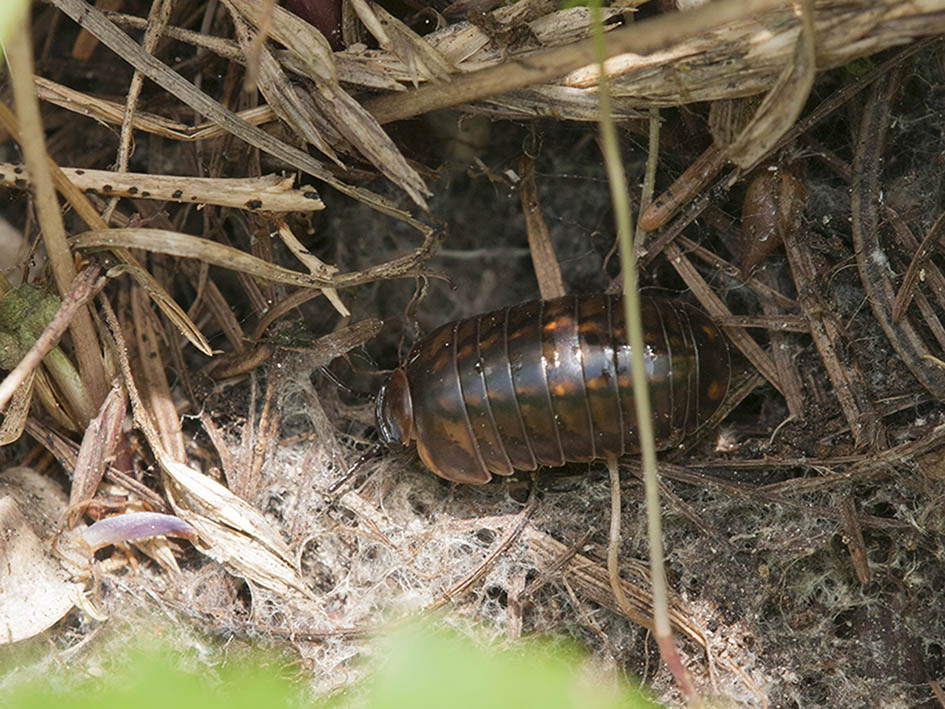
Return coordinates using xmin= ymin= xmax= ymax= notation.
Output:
xmin=851 ymin=65 xmax=945 ymax=402
xmin=591 ymin=4 xmax=698 ymax=703
xmin=71 ymin=226 xmax=440 ymax=290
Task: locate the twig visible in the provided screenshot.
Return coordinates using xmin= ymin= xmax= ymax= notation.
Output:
xmin=0 ymin=163 xmax=325 ymax=213
xmin=0 ymin=264 xmax=104 ymax=414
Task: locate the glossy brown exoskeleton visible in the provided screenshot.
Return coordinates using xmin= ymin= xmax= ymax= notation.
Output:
xmin=376 ymin=294 xmax=731 ymax=484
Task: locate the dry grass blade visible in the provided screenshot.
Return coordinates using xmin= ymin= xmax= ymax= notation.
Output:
xmin=35 ymin=75 xmax=280 ymax=140
xmin=349 ymin=0 xmax=455 ymax=84
xmin=106 ymin=261 xmax=213 ymax=356
xmin=223 ymin=0 xmax=344 ymax=166
xmin=303 ymin=81 xmax=432 ymax=209
xmin=73 ymin=226 xmax=440 ymax=289
xmin=72 ymin=228 xmax=347 ymax=289
xmin=5 ymin=16 xmax=107 ymax=414
xmin=726 ymin=0 xmax=815 ymax=167
xmin=592 ymin=4 xmax=697 ymax=698
xmin=67 ymin=382 xmax=126 ymax=524
xmin=131 ymin=288 xmax=186 ymax=463
xmin=49 ymin=0 xmax=426 ymax=216
xmin=0 ymin=163 xmax=324 ymax=213
xmin=519 ymin=154 xmax=565 ymax=301
xmin=111 ymin=0 xmax=173 ymax=198
xmin=98 ymin=297 xmax=314 ymax=599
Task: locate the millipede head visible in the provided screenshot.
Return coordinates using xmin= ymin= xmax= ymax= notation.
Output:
xmin=375 ymin=368 xmax=413 ymax=448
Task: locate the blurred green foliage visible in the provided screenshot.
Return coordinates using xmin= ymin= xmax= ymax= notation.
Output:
xmin=6 ymin=649 xmax=302 ymax=709
xmin=348 ymin=623 xmax=657 ymax=709
xmin=6 ymin=622 xmax=656 ymax=708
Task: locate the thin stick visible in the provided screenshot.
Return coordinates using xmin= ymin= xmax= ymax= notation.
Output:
xmin=605 ymin=456 xmax=634 ymax=619
xmin=0 ymin=264 xmax=104 ymax=413
xmin=635 ymin=106 xmax=660 ymax=244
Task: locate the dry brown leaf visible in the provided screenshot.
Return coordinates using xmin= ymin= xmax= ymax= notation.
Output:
xmin=0 ymin=370 xmax=33 ymax=445
xmin=0 ymin=468 xmax=86 ymax=645
xmin=0 ymin=497 xmax=83 ymax=644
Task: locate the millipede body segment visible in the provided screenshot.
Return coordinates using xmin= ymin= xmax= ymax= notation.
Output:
xmin=376 ymin=294 xmax=731 ymax=484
